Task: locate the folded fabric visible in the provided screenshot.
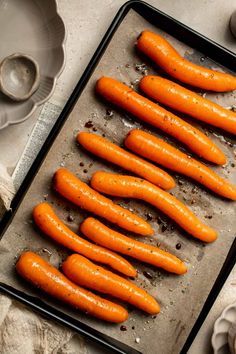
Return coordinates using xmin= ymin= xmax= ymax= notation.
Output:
xmin=0 ymin=294 xmax=87 ymax=354
xmin=0 ymin=163 xmax=15 ymax=217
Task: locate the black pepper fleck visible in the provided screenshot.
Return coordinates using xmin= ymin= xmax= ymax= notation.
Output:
xmin=67 ymin=215 xmax=74 ymax=222
xmin=178 ymin=179 xmax=184 ymax=186
xmin=143 ymin=271 xmax=153 ymax=279
xmin=204 ymin=215 xmax=213 ymax=219
xmin=145 ymin=213 xmax=153 ymax=221
xmin=120 ymin=325 xmax=127 ymax=331
xmin=176 ymin=243 xmax=181 ymax=250
xmin=161 ymin=224 xmax=168 ymax=232
xmin=84 ymin=120 xmax=93 ymax=128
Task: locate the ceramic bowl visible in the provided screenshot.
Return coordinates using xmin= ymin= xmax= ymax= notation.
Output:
xmin=212 ymin=301 xmax=236 ymax=354
xmin=0 ymin=53 xmax=40 ymax=102
xmin=230 ymin=10 xmax=236 ymax=38
xmin=0 ymin=0 xmax=66 ymax=129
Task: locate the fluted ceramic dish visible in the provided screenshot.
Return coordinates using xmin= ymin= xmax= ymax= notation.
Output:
xmin=0 ymin=0 xmax=66 ymax=129
xmin=212 ymin=301 xmax=236 ymax=354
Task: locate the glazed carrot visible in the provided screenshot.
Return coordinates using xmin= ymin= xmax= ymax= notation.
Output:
xmin=140 ymin=76 xmax=236 ymax=135
xmin=53 ymin=168 xmax=153 ymax=236
xmin=77 ymin=131 xmax=175 ymax=190
xmin=137 ymin=31 xmax=236 ymax=92
xmin=62 ymin=254 xmax=160 ymax=314
xmin=81 ymin=218 xmax=187 ymax=275
xmin=33 ymin=203 xmax=136 ymax=277
xmin=16 ymin=251 xmax=128 ymax=323
xmin=96 ymin=77 xmax=225 ymax=165
xmin=91 ymin=172 xmax=217 ymax=243
xmin=125 ymin=130 xmax=236 ymax=200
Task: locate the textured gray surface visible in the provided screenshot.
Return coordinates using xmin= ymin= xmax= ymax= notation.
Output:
xmin=0 ymin=8 xmax=236 ymax=354
xmin=0 ymin=1 xmax=236 ymax=353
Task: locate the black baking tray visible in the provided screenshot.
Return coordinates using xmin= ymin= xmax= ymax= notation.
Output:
xmin=1 ymin=1 xmax=236 ymax=353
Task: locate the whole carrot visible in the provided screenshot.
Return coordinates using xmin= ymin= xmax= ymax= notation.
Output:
xmin=91 ymin=172 xmax=217 ymax=243
xmin=62 ymin=254 xmax=160 ymax=314
xmin=77 ymin=131 xmax=175 ymax=190
xmin=125 ymin=130 xmax=236 ymax=200
xmin=96 ymin=77 xmax=225 ymax=165
xmin=140 ymin=76 xmax=236 ymax=135
xmin=16 ymin=251 xmax=128 ymax=323
xmin=80 ymin=217 xmax=187 ymax=275
xmin=137 ymin=31 xmax=236 ymax=92
xmin=33 ymin=203 xmax=136 ymax=277
xmin=53 ymin=168 xmax=153 ymax=236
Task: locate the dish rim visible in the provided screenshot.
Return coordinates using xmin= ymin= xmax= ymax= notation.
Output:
xmin=211 ymin=300 xmax=236 ymax=353
xmin=0 ymin=0 xmax=67 ymax=130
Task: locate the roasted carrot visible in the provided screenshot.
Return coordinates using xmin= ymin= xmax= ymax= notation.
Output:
xmin=16 ymin=251 xmax=128 ymax=323
xmin=96 ymin=77 xmax=225 ymax=165
xmin=33 ymin=203 xmax=136 ymax=277
xmin=125 ymin=130 xmax=236 ymax=200
xmin=62 ymin=254 xmax=160 ymax=314
xmin=137 ymin=31 xmax=236 ymax=92
xmin=77 ymin=131 xmax=175 ymax=190
xmin=140 ymin=76 xmax=236 ymax=135
xmin=91 ymin=172 xmax=217 ymax=243
xmin=81 ymin=217 xmax=187 ymax=275
xmin=53 ymin=168 xmax=153 ymax=236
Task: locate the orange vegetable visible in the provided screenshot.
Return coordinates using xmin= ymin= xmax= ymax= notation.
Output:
xmin=125 ymin=130 xmax=236 ymax=200
xmin=80 ymin=217 xmax=187 ymax=275
xmin=140 ymin=75 xmax=236 ymax=135
xmin=77 ymin=131 xmax=175 ymax=190
xmin=91 ymin=172 xmax=217 ymax=243
xmin=33 ymin=202 xmax=136 ymax=277
xmin=96 ymin=77 xmax=225 ymax=165
xmin=53 ymin=168 xmax=153 ymax=236
xmin=62 ymin=254 xmax=160 ymax=314
xmin=137 ymin=31 xmax=236 ymax=92
xmin=16 ymin=251 xmax=128 ymax=323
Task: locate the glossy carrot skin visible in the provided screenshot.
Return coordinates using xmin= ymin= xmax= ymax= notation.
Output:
xmin=62 ymin=254 xmax=160 ymax=314
xmin=53 ymin=168 xmax=153 ymax=236
xmin=91 ymin=172 xmax=217 ymax=243
xmin=81 ymin=218 xmax=187 ymax=275
xmin=140 ymin=76 xmax=236 ymax=135
xmin=96 ymin=77 xmax=226 ymax=165
xmin=125 ymin=130 xmax=236 ymax=200
xmin=137 ymin=31 xmax=236 ymax=92
xmin=77 ymin=131 xmax=175 ymax=190
xmin=33 ymin=203 xmax=136 ymax=277
xmin=16 ymin=252 xmax=128 ymax=323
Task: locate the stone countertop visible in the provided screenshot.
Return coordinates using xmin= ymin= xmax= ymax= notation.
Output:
xmin=0 ymin=1 xmax=235 ymax=353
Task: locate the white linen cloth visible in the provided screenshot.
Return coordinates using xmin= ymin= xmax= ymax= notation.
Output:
xmin=0 ymin=163 xmax=15 ymax=214
xmin=0 ymin=294 xmax=87 ymax=354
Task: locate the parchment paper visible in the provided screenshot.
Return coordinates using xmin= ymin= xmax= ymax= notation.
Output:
xmin=0 ymin=10 xmax=236 ymax=354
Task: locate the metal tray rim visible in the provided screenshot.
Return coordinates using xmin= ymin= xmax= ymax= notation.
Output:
xmin=1 ymin=1 xmax=236 ymax=353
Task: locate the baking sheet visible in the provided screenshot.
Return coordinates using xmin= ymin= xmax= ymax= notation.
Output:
xmin=0 ymin=9 xmax=236 ymax=354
